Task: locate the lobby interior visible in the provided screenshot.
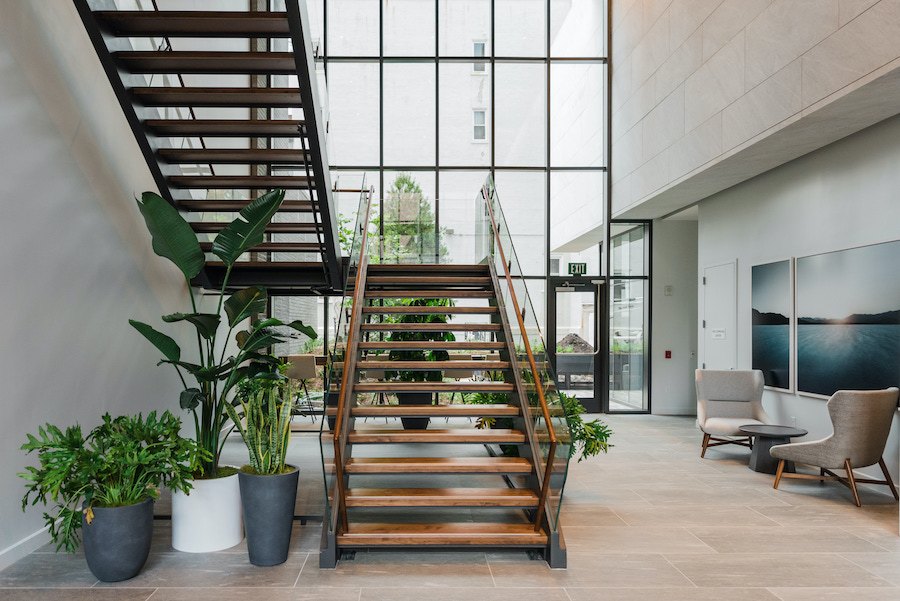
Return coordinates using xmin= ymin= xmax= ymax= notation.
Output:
xmin=1 ymin=1 xmax=900 ymax=600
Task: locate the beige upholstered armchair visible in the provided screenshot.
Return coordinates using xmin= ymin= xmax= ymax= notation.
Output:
xmin=771 ymin=388 xmax=900 ymax=507
xmin=695 ymin=369 xmax=770 ymax=458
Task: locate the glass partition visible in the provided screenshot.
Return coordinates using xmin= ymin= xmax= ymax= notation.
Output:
xmin=319 ymin=174 xmax=372 ymax=535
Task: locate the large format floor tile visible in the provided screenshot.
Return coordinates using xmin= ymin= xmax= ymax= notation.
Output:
xmin=3 ymin=415 xmax=898 ymax=598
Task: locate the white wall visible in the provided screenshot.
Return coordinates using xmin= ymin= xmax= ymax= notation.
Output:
xmin=611 ymin=0 xmax=900 ymax=219
xmin=0 ymin=1 xmax=191 ymax=567
xmin=698 ymin=114 xmax=900 ymax=481
xmin=651 ymin=220 xmax=698 ymax=415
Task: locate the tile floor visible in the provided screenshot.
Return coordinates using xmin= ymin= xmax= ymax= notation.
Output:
xmin=2 ymin=414 xmax=899 ymax=600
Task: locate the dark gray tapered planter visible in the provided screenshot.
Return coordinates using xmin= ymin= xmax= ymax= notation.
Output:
xmin=238 ymin=466 xmax=299 ymax=566
xmin=81 ymin=498 xmax=153 ymax=582
xmin=397 ymin=392 xmax=432 ymax=430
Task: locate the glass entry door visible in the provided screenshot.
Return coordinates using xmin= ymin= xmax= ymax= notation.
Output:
xmin=548 ymin=277 xmax=602 ymax=413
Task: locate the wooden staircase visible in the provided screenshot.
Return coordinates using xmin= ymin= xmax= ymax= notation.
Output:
xmin=74 ymin=1 xmax=342 ymax=293
xmin=323 ymin=262 xmax=566 ymax=567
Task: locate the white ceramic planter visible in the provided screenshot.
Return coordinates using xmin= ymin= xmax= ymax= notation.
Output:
xmin=172 ymin=471 xmax=243 ymax=552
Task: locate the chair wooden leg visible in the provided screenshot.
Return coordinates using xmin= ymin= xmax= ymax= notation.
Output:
xmin=879 ymin=458 xmax=899 ymax=500
xmin=845 ymin=459 xmax=862 ymax=507
xmin=773 ymin=459 xmax=785 ymax=489
xmin=820 ymin=467 xmax=826 ymax=484
xmin=701 ymin=433 xmax=710 ymax=458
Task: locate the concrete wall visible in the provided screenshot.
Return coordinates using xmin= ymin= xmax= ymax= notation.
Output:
xmin=651 ymin=220 xmax=698 ymax=415
xmin=697 ymin=114 xmax=900 ymax=482
xmin=611 ymin=0 xmax=900 ymax=219
xmin=0 ymin=1 xmax=191 ymax=567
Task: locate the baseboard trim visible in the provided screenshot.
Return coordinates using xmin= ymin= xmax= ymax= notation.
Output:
xmin=0 ymin=526 xmax=51 ymax=571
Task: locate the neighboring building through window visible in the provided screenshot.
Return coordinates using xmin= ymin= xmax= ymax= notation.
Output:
xmin=473 ymin=41 xmax=486 ymax=72
xmin=473 ymin=109 xmax=486 ymax=141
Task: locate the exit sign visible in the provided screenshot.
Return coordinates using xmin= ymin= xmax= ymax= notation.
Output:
xmin=568 ymin=262 xmax=587 ymax=275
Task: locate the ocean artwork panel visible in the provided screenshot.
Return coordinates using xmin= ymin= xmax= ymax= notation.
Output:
xmin=796 ymin=241 xmax=900 ymax=397
xmin=752 ymin=259 xmax=792 ymax=390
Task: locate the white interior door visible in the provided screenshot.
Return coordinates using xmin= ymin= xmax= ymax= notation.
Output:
xmin=701 ymin=261 xmax=737 ymax=370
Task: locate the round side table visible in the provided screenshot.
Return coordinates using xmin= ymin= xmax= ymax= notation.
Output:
xmin=738 ymin=424 xmax=808 ymax=474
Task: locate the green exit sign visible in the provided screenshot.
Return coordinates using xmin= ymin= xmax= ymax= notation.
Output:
xmin=568 ymin=262 xmax=587 ymax=275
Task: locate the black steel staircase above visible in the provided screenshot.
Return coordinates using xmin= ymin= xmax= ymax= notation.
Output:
xmin=74 ymin=0 xmax=342 ymax=294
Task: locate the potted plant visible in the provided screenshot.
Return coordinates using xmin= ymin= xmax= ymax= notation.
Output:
xmin=384 ymin=297 xmax=454 ymax=430
xmin=128 ymin=190 xmax=315 ymax=552
xmin=468 ymin=381 xmax=613 ymax=461
xmin=225 ymin=378 xmax=299 ymax=566
xmin=19 ymin=411 xmax=204 ymax=582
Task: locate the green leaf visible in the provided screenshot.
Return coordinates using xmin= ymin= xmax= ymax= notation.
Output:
xmin=180 ymin=388 xmax=203 ymax=410
xmin=224 ymin=287 xmax=267 ymax=327
xmin=129 ymin=320 xmax=181 ymax=362
xmin=161 ymin=313 xmax=220 ymax=340
xmin=211 ymin=190 xmax=285 ymax=267
xmin=285 ymin=320 xmax=317 ymax=340
xmin=136 ymin=192 xmax=204 ymax=280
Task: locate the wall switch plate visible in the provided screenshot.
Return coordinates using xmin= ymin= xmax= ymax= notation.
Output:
xmin=665 ymin=350 xmax=672 ymax=359
xmin=664 ymin=285 xmax=673 ymax=296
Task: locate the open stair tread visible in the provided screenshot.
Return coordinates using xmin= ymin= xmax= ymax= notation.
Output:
xmin=348 ymin=428 xmax=526 ymax=444
xmin=345 ymin=487 xmax=539 ymax=507
xmin=146 ymin=119 xmax=305 ymax=137
xmin=337 ymin=522 xmax=547 ymax=546
xmin=360 ymin=323 xmax=500 ymax=332
xmin=366 ymin=276 xmax=492 ymax=286
xmin=93 ymin=10 xmax=292 ymax=38
xmin=349 ymin=404 xmax=519 ymax=417
xmin=114 ymin=50 xmax=297 ymax=74
xmin=344 ymin=457 xmax=533 ymax=474
xmin=358 ymin=341 xmax=506 ymax=350
xmin=363 ymin=306 xmax=498 ymax=315
xmin=353 ymin=382 xmax=513 ymax=393
xmin=356 ymin=360 xmax=509 ymax=370
xmin=365 ymin=289 xmax=494 ymax=298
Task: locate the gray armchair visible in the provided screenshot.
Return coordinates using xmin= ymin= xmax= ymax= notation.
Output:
xmin=696 ymin=369 xmax=771 ymax=458
xmin=771 ymin=387 xmax=900 ymax=507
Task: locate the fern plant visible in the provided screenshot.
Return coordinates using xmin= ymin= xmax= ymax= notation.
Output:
xmin=19 ymin=411 xmax=206 ymax=552
xmin=225 ymin=380 xmax=296 ymax=475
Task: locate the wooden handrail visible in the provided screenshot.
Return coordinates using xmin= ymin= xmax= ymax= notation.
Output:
xmin=329 ymin=187 xmax=374 ymax=533
xmin=481 ymin=185 xmax=558 ymax=532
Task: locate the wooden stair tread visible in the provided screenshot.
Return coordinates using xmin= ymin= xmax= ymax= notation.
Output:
xmin=344 ymin=457 xmax=533 ymax=474
xmin=353 ymin=382 xmax=513 ymax=393
xmin=93 ymin=10 xmax=291 ymax=38
xmin=169 ymin=175 xmax=313 ymax=189
xmin=365 ymin=289 xmax=494 ymax=298
xmin=366 ymin=276 xmax=492 ymax=285
xmin=349 ymin=404 xmax=519 ymax=418
xmin=180 ymin=199 xmax=313 ymax=212
xmin=367 ymin=264 xmax=489 ymax=272
xmin=159 ymin=148 xmax=310 ymax=165
xmin=114 ymin=51 xmax=296 ymax=74
xmin=363 ymin=306 xmax=498 ymax=315
xmin=132 ymin=87 xmax=303 ymax=108
xmin=344 ymin=488 xmax=539 ymax=507
xmin=146 ymin=119 xmax=305 ymax=137
xmin=358 ymin=341 xmax=505 ymax=350
xmin=360 ymin=323 xmax=500 ymax=332
xmin=191 ymin=222 xmax=320 ymax=234
xmin=348 ymin=428 xmax=525 ymax=444
xmin=199 ymin=241 xmax=321 ymax=253
xmin=357 ymin=360 xmax=509 ymax=370
xmin=337 ymin=522 xmax=547 ymax=546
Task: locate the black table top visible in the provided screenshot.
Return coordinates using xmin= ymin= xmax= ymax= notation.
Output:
xmin=738 ymin=424 xmax=808 ymax=438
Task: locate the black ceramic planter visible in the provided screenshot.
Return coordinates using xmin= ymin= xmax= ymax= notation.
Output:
xmin=397 ymin=392 xmax=432 ymax=430
xmin=238 ymin=467 xmax=299 ymax=566
xmin=81 ymin=498 xmax=153 ymax=582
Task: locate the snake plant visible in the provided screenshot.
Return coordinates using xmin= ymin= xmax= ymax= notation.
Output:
xmin=224 ymin=380 xmax=296 ymax=475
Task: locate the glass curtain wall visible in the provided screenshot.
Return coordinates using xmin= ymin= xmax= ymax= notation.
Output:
xmin=314 ymin=0 xmax=608 ymax=336
xmin=608 ymin=222 xmax=651 ymax=412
